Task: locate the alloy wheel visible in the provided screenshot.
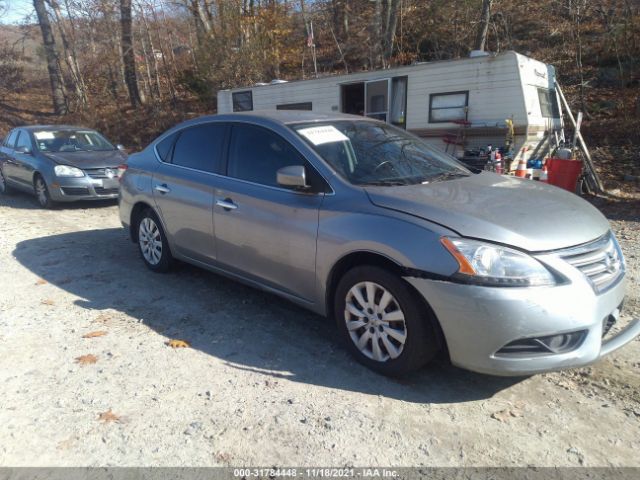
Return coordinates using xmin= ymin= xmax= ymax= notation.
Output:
xmin=138 ymin=217 xmax=163 ymax=265
xmin=35 ymin=177 xmax=49 ymax=207
xmin=344 ymin=281 xmax=407 ymax=362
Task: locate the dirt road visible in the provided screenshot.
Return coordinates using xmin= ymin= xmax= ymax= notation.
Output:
xmin=0 ymin=190 xmax=639 ymax=467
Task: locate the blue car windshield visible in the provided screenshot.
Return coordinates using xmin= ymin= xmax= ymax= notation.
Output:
xmin=33 ymin=130 xmax=115 ymax=153
xmin=292 ymin=120 xmax=470 ymax=186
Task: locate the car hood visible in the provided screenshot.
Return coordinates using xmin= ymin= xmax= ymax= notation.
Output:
xmin=43 ymin=150 xmax=126 ymax=169
xmin=365 ymin=172 xmax=610 ymax=252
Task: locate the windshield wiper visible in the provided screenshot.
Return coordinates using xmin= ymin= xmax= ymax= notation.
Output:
xmin=361 ymin=179 xmax=408 ymax=186
xmin=423 ymin=171 xmax=470 ymax=183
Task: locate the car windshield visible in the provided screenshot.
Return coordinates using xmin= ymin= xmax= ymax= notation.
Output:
xmin=33 ymin=129 xmax=115 ymax=153
xmin=292 ymin=120 xmax=470 ymax=186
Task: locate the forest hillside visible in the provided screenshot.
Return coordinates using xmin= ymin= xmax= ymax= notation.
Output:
xmin=1 ymin=0 xmax=638 ymax=191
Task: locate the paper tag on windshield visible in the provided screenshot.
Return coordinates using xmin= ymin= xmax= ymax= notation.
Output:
xmin=298 ymin=126 xmax=348 ymax=146
xmin=34 ymin=131 xmax=55 ymax=140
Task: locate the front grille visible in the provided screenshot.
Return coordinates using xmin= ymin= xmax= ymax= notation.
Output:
xmin=94 ymin=187 xmax=119 ymax=195
xmin=61 ymin=187 xmax=89 ymax=196
xmin=85 ymin=168 xmax=118 ymax=179
xmin=559 ymin=232 xmax=624 ymax=294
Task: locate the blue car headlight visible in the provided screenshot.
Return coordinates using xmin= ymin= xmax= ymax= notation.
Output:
xmin=54 ymin=165 xmax=85 ymax=177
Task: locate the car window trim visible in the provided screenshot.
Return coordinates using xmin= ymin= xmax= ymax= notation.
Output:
xmin=224 ymin=122 xmax=333 ymax=196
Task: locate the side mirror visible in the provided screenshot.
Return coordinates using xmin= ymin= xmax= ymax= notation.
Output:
xmin=277 ymin=165 xmax=308 ymax=189
xmin=116 ymin=144 xmax=126 ymax=151
xmin=15 ymin=146 xmax=32 ymax=155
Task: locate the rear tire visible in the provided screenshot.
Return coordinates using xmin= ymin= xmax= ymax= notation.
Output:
xmin=136 ymin=208 xmax=173 ymax=272
xmin=34 ymin=174 xmax=54 ymax=209
xmin=334 ymin=265 xmax=440 ymax=376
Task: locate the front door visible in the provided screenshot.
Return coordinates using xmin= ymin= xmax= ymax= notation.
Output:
xmin=214 ymin=124 xmax=324 ymax=302
xmin=152 ymin=122 xmax=227 ymax=264
xmin=13 ymin=130 xmax=36 ymax=186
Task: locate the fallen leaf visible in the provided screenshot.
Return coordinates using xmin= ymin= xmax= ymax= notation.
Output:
xmin=41 ymin=299 xmax=55 ymax=306
xmin=491 ymin=409 xmax=512 ymax=423
xmin=35 ymin=278 xmax=47 ymax=285
xmin=82 ymin=331 xmax=107 ymax=338
xmin=98 ymin=409 xmax=121 ymax=423
xmin=94 ymin=313 xmax=113 ymax=324
xmin=166 ymin=339 xmax=190 ymax=349
xmin=75 ymin=354 xmax=98 ymax=365
xmin=491 ymin=407 xmax=524 ymax=423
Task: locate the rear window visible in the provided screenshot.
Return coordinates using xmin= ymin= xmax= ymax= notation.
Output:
xmin=4 ymin=130 xmax=19 ymax=148
xmin=170 ymin=123 xmax=226 ymax=173
xmin=155 ymin=133 xmax=177 ymax=162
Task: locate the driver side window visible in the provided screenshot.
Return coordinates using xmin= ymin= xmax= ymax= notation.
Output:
xmin=227 ymin=124 xmax=327 ymax=192
xmin=15 ymin=131 xmax=33 ymax=151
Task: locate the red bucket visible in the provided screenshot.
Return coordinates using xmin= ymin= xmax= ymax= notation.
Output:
xmin=546 ymin=158 xmax=583 ymax=192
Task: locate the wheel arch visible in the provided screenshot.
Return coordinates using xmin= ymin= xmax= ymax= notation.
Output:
xmin=325 ymin=250 xmax=449 ymax=355
xmin=129 ymin=201 xmax=157 ymax=243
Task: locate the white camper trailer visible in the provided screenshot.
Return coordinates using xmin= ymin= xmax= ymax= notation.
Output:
xmin=217 ymin=51 xmax=563 ymax=169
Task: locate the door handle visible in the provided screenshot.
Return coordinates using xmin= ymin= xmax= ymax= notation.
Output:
xmin=216 ymin=198 xmax=238 ymax=211
xmin=154 ymin=184 xmax=171 ymax=194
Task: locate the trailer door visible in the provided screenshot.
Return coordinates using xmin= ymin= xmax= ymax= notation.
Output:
xmin=365 ymin=79 xmax=389 ymax=122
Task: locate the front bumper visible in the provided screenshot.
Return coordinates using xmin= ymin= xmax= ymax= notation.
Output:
xmin=48 ymin=175 xmax=119 ymax=202
xmin=405 ymin=251 xmax=638 ymax=376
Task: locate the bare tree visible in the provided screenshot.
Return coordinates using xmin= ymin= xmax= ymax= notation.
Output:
xmin=33 ymin=0 xmax=68 ymax=114
xmin=475 ymin=0 xmax=492 ymax=51
xmin=120 ymin=0 xmax=143 ymax=107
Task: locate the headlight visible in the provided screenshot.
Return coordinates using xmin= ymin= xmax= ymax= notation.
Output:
xmin=54 ymin=165 xmax=84 ymax=177
xmin=441 ymin=237 xmax=556 ymax=286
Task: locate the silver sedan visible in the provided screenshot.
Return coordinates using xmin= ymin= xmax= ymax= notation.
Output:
xmin=118 ymin=111 xmax=639 ymax=376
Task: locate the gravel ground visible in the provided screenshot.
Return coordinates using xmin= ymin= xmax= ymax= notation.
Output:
xmin=0 ymin=190 xmax=638 ymax=467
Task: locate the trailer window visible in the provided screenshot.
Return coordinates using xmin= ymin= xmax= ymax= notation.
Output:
xmin=429 ymin=91 xmax=468 ymax=123
xmin=276 ymin=102 xmax=312 ymax=111
xmin=232 ymin=91 xmax=253 ymax=112
xmin=537 ymin=88 xmax=559 ymax=118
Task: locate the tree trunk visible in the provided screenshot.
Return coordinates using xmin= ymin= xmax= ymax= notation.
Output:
xmin=383 ymin=0 xmax=400 ymax=63
xmin=33 ymin=0 xmax=68 ymax=114
xmin=48 ymin=0 xmax=88 ymax=108
xmin=120 ymin=0 xmax=143 ymax=108
xmin=371 ymin=0 xmax=383 ymax=68
xmin=474 ymin=0 xmax=492 ymax=51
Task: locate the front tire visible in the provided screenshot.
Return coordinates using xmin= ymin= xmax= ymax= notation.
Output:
xmin=137 ymin=209 xmax=173 ymax=272
xmin=0 ymin=166 xmax=11 ymax=195
xmin=34 ymin=174 xmax=54 ymax=209
xmin=334 ymin=266 xmax=440 ymax=376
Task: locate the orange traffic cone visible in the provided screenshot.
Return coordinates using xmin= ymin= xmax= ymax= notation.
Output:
xmin=515 ymin=158 xmax=527 ymax=178
xmin=540 ymin=165 xmax=549 ymax=183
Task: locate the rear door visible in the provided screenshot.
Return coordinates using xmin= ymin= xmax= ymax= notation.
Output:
xmin=151 ymin=122 xmax=227 ymax=264
xmin=213 ymin=123 xmax=326 ymax=302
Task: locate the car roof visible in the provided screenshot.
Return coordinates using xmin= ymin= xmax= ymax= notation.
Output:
xmin=167 ymin=110 xmax=376 ymax=134
xmin=223 ymin=110 xmax=367 ymax=124
xmin=18 ymin=125 xmax=98 ymax=132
